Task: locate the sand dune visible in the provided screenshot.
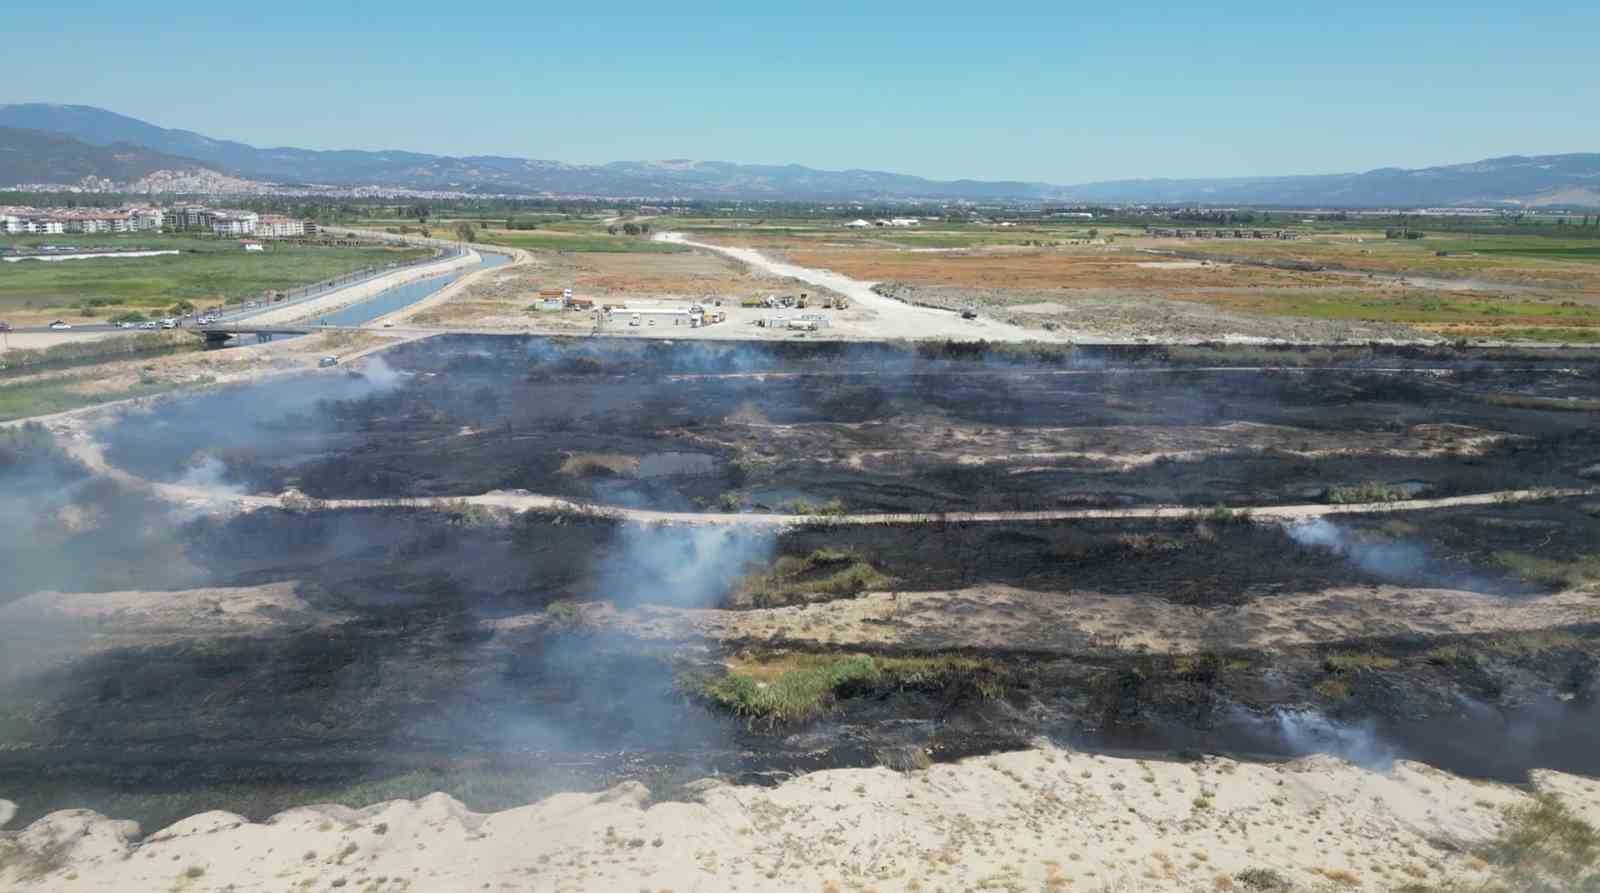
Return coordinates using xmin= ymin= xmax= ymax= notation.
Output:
xmin=5 ymin=745 xmax=1599 ymax=891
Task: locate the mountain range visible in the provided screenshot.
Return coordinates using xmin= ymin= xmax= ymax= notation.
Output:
xmin=0 ymin=126 xmax=216 ymax=186
xmin=2 ymin=103 xmax=1597 ymax=207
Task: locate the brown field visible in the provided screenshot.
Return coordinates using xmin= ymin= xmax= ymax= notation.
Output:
xmin=411 ymin=244 xmax=825 ymax=328
xmin=783 ymin=247 xmax=1344 ymax=290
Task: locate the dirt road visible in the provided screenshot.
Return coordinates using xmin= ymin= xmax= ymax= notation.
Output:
xmin=53 ymin=420 xmax=1596 ymax=525
xmin=656 ymin=232 xmax=1077 ymax=341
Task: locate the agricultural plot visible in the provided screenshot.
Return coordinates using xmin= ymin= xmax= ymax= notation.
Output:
xmin=0 ymin=234 xmax=430 ymax=324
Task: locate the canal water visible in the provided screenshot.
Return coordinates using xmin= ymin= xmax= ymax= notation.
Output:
xmin=307 ymin=249 xmax=512 ymax=328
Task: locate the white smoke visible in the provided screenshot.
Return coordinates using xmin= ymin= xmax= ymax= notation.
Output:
xmin=176 ymin=454 xmax=243 ymax=496
xmin=596 ymin=524 xmax=774 ymax=608
xmin=1273 ymin=709 xmax=1396 ymax=769
xmin=1283 ymin=518 xmax=1430 ymax=580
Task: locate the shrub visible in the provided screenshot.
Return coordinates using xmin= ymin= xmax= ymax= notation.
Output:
xmin=684 ymin=653 xmax=1006 ymax=725
xmin=1234 ymin=868 xmax=1290 ymax=891
xmin=1327 ymin=481 xmax=1407 ymax=504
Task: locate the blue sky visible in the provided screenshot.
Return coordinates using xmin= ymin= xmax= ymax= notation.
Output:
xmin=4 ymin=1 xmax=1596 ymax=183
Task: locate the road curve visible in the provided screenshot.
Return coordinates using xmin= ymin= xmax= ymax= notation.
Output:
xmin=59 ymin=431 xmax=1597 ymax=527
xmin=655 ymin=231 xmax=1050 ymax=342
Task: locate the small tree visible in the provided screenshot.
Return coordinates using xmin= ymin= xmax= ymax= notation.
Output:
xmin=454 ymin=222 xmax=477 ymax=243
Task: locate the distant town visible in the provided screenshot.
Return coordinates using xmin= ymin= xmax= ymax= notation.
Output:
xmin=0 ymin=204 xmax=313 ymax=237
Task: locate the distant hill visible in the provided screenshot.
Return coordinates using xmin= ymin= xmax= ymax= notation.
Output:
xmin=0 ymin=126 xmax=222 ymax=186
xmin=1061 ymin=155 xmax=1600 ymax=208
xmin=2 ymin=103 xmax=1596 ymax=206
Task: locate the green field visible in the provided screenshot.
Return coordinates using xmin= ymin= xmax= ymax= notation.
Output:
xmin=475 ymin=229 xmax=689 ymax=253
xmin=0 ymin=375 xmax=190 ymax=421
xmin=0 ymin=234 xmax=431 ymax=316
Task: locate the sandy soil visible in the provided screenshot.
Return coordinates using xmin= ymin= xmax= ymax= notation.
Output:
xmin=659 ymin=233 xmax=1075 ymax=342
xmin=674 ymin=418 xmax=1514 ymax=474
xmin=781 ymin=247 xmax=1346 ymax=291
xmin=558 ymin=583 xmax=1600 ymax=655
xmin=0 ymin=330 xmax=123 ymax=351
xmin=5 ymin=745 xmax=1597 ymax=891
xmin=1 ymin=329 xmax=409 ymax=407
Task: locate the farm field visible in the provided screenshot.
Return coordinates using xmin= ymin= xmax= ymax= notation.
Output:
xmin=0 ymin=233 xmax=431 ymax=325
xmin=663 ymin=218 xmax=1600 ymax=342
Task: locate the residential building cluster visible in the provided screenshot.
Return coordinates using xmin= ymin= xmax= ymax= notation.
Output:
xmin=0 ymin=204 xmax=313 ymax=238
xmin=0 ymin=205 xmax=164 ymax=234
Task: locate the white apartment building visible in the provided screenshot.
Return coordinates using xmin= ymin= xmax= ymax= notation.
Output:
xmin=209 ymin=211 xmax=259 ymax=237
xmin=0 ymin=211 xmax=66 ymax=234
xmin=255 ymin=214 xmax=305 ymax=238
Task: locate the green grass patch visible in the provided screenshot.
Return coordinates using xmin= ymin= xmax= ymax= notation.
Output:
xmin=478 ymin=230 xmax=688 ymax=253
xmin=1483 ymin=393 xmax=1600 ymax=412
xmin=1472 ymin=793 xmax=1600 ymax=891
xmin=731 ymin=547 xmax=892 ymax=607
xmin=1327 ymin=481 xmax=1409 ymax=504
xmin=1323 ymin=652 xmax=1401 ymax=673
xmin=0 ymin=375 xmax=193 ymax=421
xmin=684 ymin=652 xmax=1007 ymax=724
xmin=0 ymin=235 xmax=431 ymax=313
xmin=1493 ymin=552 xmax=1600 ymax=589
xmin=0 ymin=331 xmax=194 ymax=377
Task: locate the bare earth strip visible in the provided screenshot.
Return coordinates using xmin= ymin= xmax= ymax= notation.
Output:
xmin=558 ymin=584 xmax=1600 ymax=656
xmin=6 ymin=747 xmax=1600 ymax=891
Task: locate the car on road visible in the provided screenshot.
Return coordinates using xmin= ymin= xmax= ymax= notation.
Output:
xmin=160 ymin=318 xmax=178 ymax=329
xmin=118 ymin=322 xmax=138 ymax=329
xmin=140 ymin=321 xmax=159 ymax=330
xmin=48 ymin=320 xmax=72 ymax=330
xmin=318 ymin=356 xmax=339 ymax=368
xmin=0 ymin=321 xmax=10 ymax=332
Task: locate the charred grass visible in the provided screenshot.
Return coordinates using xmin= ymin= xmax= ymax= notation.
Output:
xmin=96 ymin=336 xmax=1600 ymax=514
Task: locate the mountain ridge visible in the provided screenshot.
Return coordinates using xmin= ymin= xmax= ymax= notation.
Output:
xmin=0 ymin=125 xmax=225 ymax=187
xmin=1 ymin=103 xmax=1596 ymax=206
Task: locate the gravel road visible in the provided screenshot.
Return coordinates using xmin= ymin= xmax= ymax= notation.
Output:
xmin=656 ymin=232 xmax=1076 ymax=341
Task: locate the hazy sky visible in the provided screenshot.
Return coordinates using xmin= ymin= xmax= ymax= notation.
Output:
xmin=5 ymin=1 xmax=1596 ymax=183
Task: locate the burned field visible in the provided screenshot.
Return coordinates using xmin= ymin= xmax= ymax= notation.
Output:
xmin=3 ymin=425 xmax=1600 ymax=830
xmin=97 ymin=336 xmax=1600 ymax=513
xmin=2 ymin=337 xmax=1598 ymax=834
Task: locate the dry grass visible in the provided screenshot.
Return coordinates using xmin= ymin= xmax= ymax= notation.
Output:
xmin=557 ymin=453 xmax=640 ymax=477
xmin=683 ymin=651 xmax=1006 ymax=724
xmin=730 ymin=548 xmax=892 ymax=607
xmin=784 ymin=247 xmax=1338 ymax=290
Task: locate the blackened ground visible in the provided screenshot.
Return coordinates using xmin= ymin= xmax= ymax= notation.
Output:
xmin=0 ymin=497 xmax=1596 ymax=832
xmin=1 ymin=618 xmax=1596 ymax=834
xmin=96 ymin=337 xmax=1600 ymax=511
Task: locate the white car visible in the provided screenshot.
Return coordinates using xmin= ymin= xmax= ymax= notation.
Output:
xmin=118 ymin=322 xmax=138 ymax=329
xmin=48 ymin=320 xmax=71 ymax=330
xmin=141 ymin=321 xmax=159 ymax=330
